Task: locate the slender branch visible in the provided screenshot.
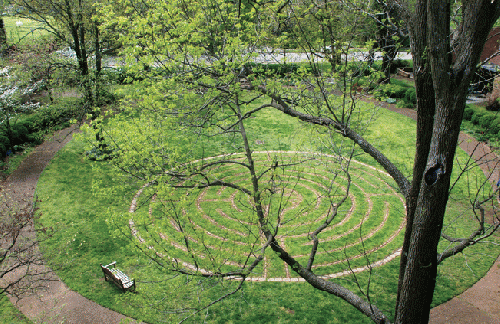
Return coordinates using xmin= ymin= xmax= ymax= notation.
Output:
xmin=178 ymin=279 xmax=245 ymax=324
xmin=173 ymin=179 xmax=252 ymax=196
xmin=307 ymin=169 xmax=351 ymax=271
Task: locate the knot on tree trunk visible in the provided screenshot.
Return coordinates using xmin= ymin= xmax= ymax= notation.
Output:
xmin=424 ymin=163 xmax=444 ymax=186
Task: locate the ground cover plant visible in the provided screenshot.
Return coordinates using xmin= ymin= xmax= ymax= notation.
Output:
xmin=0 ymin=96 xmax=82 ymax=177
xmin=372 ymin=78 xmax=416 ymax=108
xmin=33 ymin=94 xmax=500 ymax=323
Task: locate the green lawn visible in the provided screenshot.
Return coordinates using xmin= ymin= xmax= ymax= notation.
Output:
xmin=0 ymin=294 xmax=30 ymax=324
xmin=29 ymin=93 xmax=500 ymax=323
xmin=0 ymin=147 xmax=34 ymax=180
xmin=3 ymin=17 xmax=50 ymax=45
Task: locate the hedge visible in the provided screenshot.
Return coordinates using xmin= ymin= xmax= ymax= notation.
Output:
xmin=0 ymin=98 xmax=81 ymax=158
xmin=462 ymin=104 xmax=500 ymax=141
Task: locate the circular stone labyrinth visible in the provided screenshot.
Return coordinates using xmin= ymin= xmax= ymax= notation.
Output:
xmin=128 ymin=151 xmax=406 ymax=282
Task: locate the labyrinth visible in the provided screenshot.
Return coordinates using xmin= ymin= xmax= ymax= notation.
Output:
xmin=128 ymin=152 xmax=406 ymax=282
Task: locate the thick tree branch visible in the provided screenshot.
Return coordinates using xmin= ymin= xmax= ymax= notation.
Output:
xmin=438 ymin=223 xmax=500 ymax=264
xmin=268 ymin=238 xmax=390 ymax=324
xmin=256 ymin=86 xmax=410 ymax=197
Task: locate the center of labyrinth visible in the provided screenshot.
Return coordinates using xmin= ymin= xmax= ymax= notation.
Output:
xmin=129 ymin=152 xmax=406 ymax=282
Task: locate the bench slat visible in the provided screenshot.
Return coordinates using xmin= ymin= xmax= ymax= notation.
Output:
xmin=101 ymin=262 xmax=135 ymax=292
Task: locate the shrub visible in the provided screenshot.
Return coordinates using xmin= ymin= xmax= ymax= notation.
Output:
xmin=486 ymin=98 xmax=500 ymax=111
xmin=373 ymin=83 xmax=407 ymax=99
xmin=390 ymin=59 xmax=412 ymax=73
xmin=487 ymin=117 xmax=500 ymax=135
xmin=244 ymin=63 xmax=316 ymax=78
xmin=96 ymin=88 xmax=116 ymax=106
xmin=395 ymin=99 xmax=414 ymax=109
xmin=10 ymin=124 xmax=29 ymax=146
xmin=387 ymin=85 xmax=407 ymax=98
xmin=479 ymin=114 xmax=493 ymax=129
xmin=0 ymin=135 xmax=8 ymax=154
xmin=405 ymin=88 xmax=417 ymax=105
xmin=463 ymin=106 xmax=474 ymax=120
xmin=103 ymin=66 xmax=172 ymax=85
xmin=478 ymin=133 xmax=492 ymax=142
xmin=0 ymin=122 xmax=30 ymax=156
xmin=471 ymin=110 xmax=486 ymax=125
xmin=24 ymin=98 xmax=81 ymax=131
xmin=0 ymin=97 xmax=81 ymax=157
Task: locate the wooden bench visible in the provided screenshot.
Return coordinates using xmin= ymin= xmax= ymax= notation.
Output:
xmin=100 ymin=261 xmax=136 ymax=292
xmin=397 ymin=67 xmax=414 ymax=79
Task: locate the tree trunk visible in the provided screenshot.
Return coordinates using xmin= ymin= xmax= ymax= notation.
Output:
xmin=380 ymin=40 xmax=396 ymax=84
xmin=0 ymin=18 xmax=7 ymax=55
xmin=378 ymin=13 xmax=395 ymax=84
xmin=395 ymin=0 xmax=435 ymax=318
xmin=393 ymin=1 xmax=500 ymax=322
xmin=67 ymin=0 xmax=92 ymax=113
xmin=95 ymin=21 xmax=102 ymax=108
xmin=395 ymin=99 xmax=463 ymax=323
xmin=5 ymin=111 xmax=12 ymax=153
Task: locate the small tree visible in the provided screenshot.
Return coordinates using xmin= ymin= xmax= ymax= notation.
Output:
xmin=90 ymin=0 xmax=500 ymax=323
xmin=0 ymin=66 xmax=42 ymax=154
xmin=13 ymin=0 xmax=113 ymax=115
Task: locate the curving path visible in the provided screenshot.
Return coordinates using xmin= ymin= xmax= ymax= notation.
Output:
xmin=1 ymin=101 xmax=499 ymax=323
xmin=1 ymin=125 xmax=140 ymax=324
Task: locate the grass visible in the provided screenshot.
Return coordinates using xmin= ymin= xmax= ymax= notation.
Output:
xmin=0 ymin=146 xmax=35 ymax=180
xmin=31 ymin=90 xmax=500 ymax=324
xmin=0 ymin=294 xmax=30 ymax=324
xmin=3 ymin=17 xmax=50 ymax=46
xmin=390 ymin=77 xmax=414 ymax=88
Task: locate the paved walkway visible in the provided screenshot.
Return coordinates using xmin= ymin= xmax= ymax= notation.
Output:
xmin=1 ymin=101 xmax=499 ymax=323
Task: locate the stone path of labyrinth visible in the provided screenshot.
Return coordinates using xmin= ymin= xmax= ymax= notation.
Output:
xmin=128 ymin=152 xmax=406 ymax=282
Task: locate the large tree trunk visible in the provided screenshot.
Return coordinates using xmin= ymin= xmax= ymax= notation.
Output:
xmin=393 ymin=1 xmax=500 ymax=323
xmin=394 ymin=0 xmax=435 ymax=318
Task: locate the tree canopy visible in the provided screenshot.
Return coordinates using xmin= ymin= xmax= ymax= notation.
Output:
xmin=83 ymin=0 xmax=500 ymax=323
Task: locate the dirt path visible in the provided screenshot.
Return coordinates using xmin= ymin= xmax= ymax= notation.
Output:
xmin=1 ymin=101 xmax=500 ymax=323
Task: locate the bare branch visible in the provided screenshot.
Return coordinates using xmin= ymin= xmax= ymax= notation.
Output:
xmin=267 ymin=238 xmax=390 ymax=324
xmin=255 ymin=85 xmax=410 ymax=197
xmin=307 ymin=168 xmax=351 ymax=271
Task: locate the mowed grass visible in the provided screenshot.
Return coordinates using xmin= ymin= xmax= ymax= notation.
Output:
xmin=0 ymin=294 xmax=30 ymax=324
xmin=3 ymin=17 xmax=50 ymax=45
xmin=32 ymin=95 xmax=500 ymax=323
xmin=0 ymin=146 xmax=35 ymax=179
